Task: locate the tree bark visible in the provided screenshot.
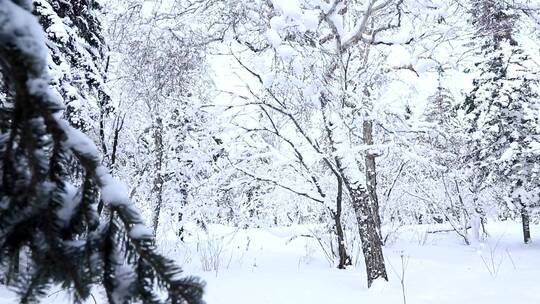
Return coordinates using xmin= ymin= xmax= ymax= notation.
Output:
xmin=348 ymin=182 xmax=388 ymax=287
xmin=110 ymin=114 xmax=124 ymax=167
xmin=319 ymin=94 xmax=387 ymax=287
xmin=334 ymin=175 xmax=351 ymax=269
xmin=363 ymin=119 xmax=381 ymax=235
xmin=151 ymin=116 xmax=164 ymax=235
xmin=520 ymin=203 xmax=531 ymax=244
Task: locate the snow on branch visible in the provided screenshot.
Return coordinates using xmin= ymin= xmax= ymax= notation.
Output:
xmin=322 ymin=0 xmax=407 ymax=52
xmin=0 ymin=0 xmax=203 ymax=302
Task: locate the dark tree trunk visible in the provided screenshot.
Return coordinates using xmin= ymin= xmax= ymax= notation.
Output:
xmin=110 ymin=114 xmax=124 ymax=167
xmin=521 ymin=203 xmax=531 ymax=244
xmin=319 ymin=93 xmax=387 ymax=287
xmin=363 ymin=120 xmax=381 ymax=234
xmin=349 ymin=184 xmax=388 ymax=287
xmin=334 ymin=176 xmax=351 ymax=269
xmin=177 ymin=211 xmax=185 ymax=241
xmin=98 ymin=106 xmax=108 ymax=159
xmin=151 ymin=116 xmax=164 ymax=235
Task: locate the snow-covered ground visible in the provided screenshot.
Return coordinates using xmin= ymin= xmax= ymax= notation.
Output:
xmin=1 ymin=221 xmax=539 ymax=303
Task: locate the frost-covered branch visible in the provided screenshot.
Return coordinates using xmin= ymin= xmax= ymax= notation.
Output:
xmin=228 ymin=158 xmax=325 ymax=203
xmin=0 ymin=1 xmax=203 ymax=302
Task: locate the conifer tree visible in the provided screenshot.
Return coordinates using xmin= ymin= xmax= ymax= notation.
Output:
xmin=0 ymin=0 xmax=204 ymax=302
xmin=33 ymin=0 xmax=112 ymax=151
xmin=465 ymin=0 xmax=540 ymax=243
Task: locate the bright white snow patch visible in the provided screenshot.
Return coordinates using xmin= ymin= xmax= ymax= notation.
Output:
xmin=272 ymin=0 xmax=302 ymax=20
xmin=386 ymin=45 xmax=411 ymax=67
xmin=301 ymin=10 xmax=319 ymax=31
xmin=277 ymin=44 xmax=295 ymax=60
xmin=97 ymin=167 xmax=130 ymax=206
xmin=57 ymin=119 xmax=100 ymax=158
xmin=266 ymin=29 xmax=282 ymax=48
xmin=368 ymin=278 xmax=390 ymax=293
xmin=270 ymin=15 xmax=287 ymax=31
xmin=129 ymin=224 xmax=153 ymax=239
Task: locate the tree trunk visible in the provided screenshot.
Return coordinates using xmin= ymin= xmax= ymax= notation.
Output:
xmin=521 ymin=203 xmax=531 ymax=244
xmin=319 ymin=93 xmax=387 ymax=287
xmin=334 ymin=176 xmax=351 ymax=269
xmin=349 ymin=184 xmax=388 ymax=287
xmin=110 ymin=114 xmax=124 ymax=167
xmin=151 ymin=116 xmax=164 ymax=235
xmin=363 ymin=119 xmax=381 ymax=234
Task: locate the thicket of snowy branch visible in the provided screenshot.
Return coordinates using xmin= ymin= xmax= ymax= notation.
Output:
xmin=1 ymin=0 xmax=540 ymax=302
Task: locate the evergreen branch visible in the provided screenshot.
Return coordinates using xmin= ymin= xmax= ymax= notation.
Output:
xmin=0 ymin=1 xmax=204 ymax=303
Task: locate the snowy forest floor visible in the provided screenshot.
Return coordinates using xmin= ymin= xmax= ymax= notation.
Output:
xmin=1 ymin=221 xmax=539 ymax=303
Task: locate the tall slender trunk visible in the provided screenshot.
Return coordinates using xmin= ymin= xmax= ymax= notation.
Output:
xmin=513 ymin=184 xmax=531 ymax=244
xmin=176 ymin=186 xmax=188 ymax=240
xmin=110 ymin=114 xmax=124 ymax=168
xmin=520 ymin=203 xmax=531 ymax=244
xmin=320 ymin=94 xmax=387 ymax=287
xmin=363 ymin=119 xmax=381 ymax=235
xmin=361 ymin=120 xmax=387 ymax=285
xmin=151 ymin=116 xmax=164 ymax=235
xmin=334 ymin=175 xmax=351 ymax=269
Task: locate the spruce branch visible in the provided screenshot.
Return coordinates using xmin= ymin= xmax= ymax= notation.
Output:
xmin=0 ymin=1 xmax=204 ymax=303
